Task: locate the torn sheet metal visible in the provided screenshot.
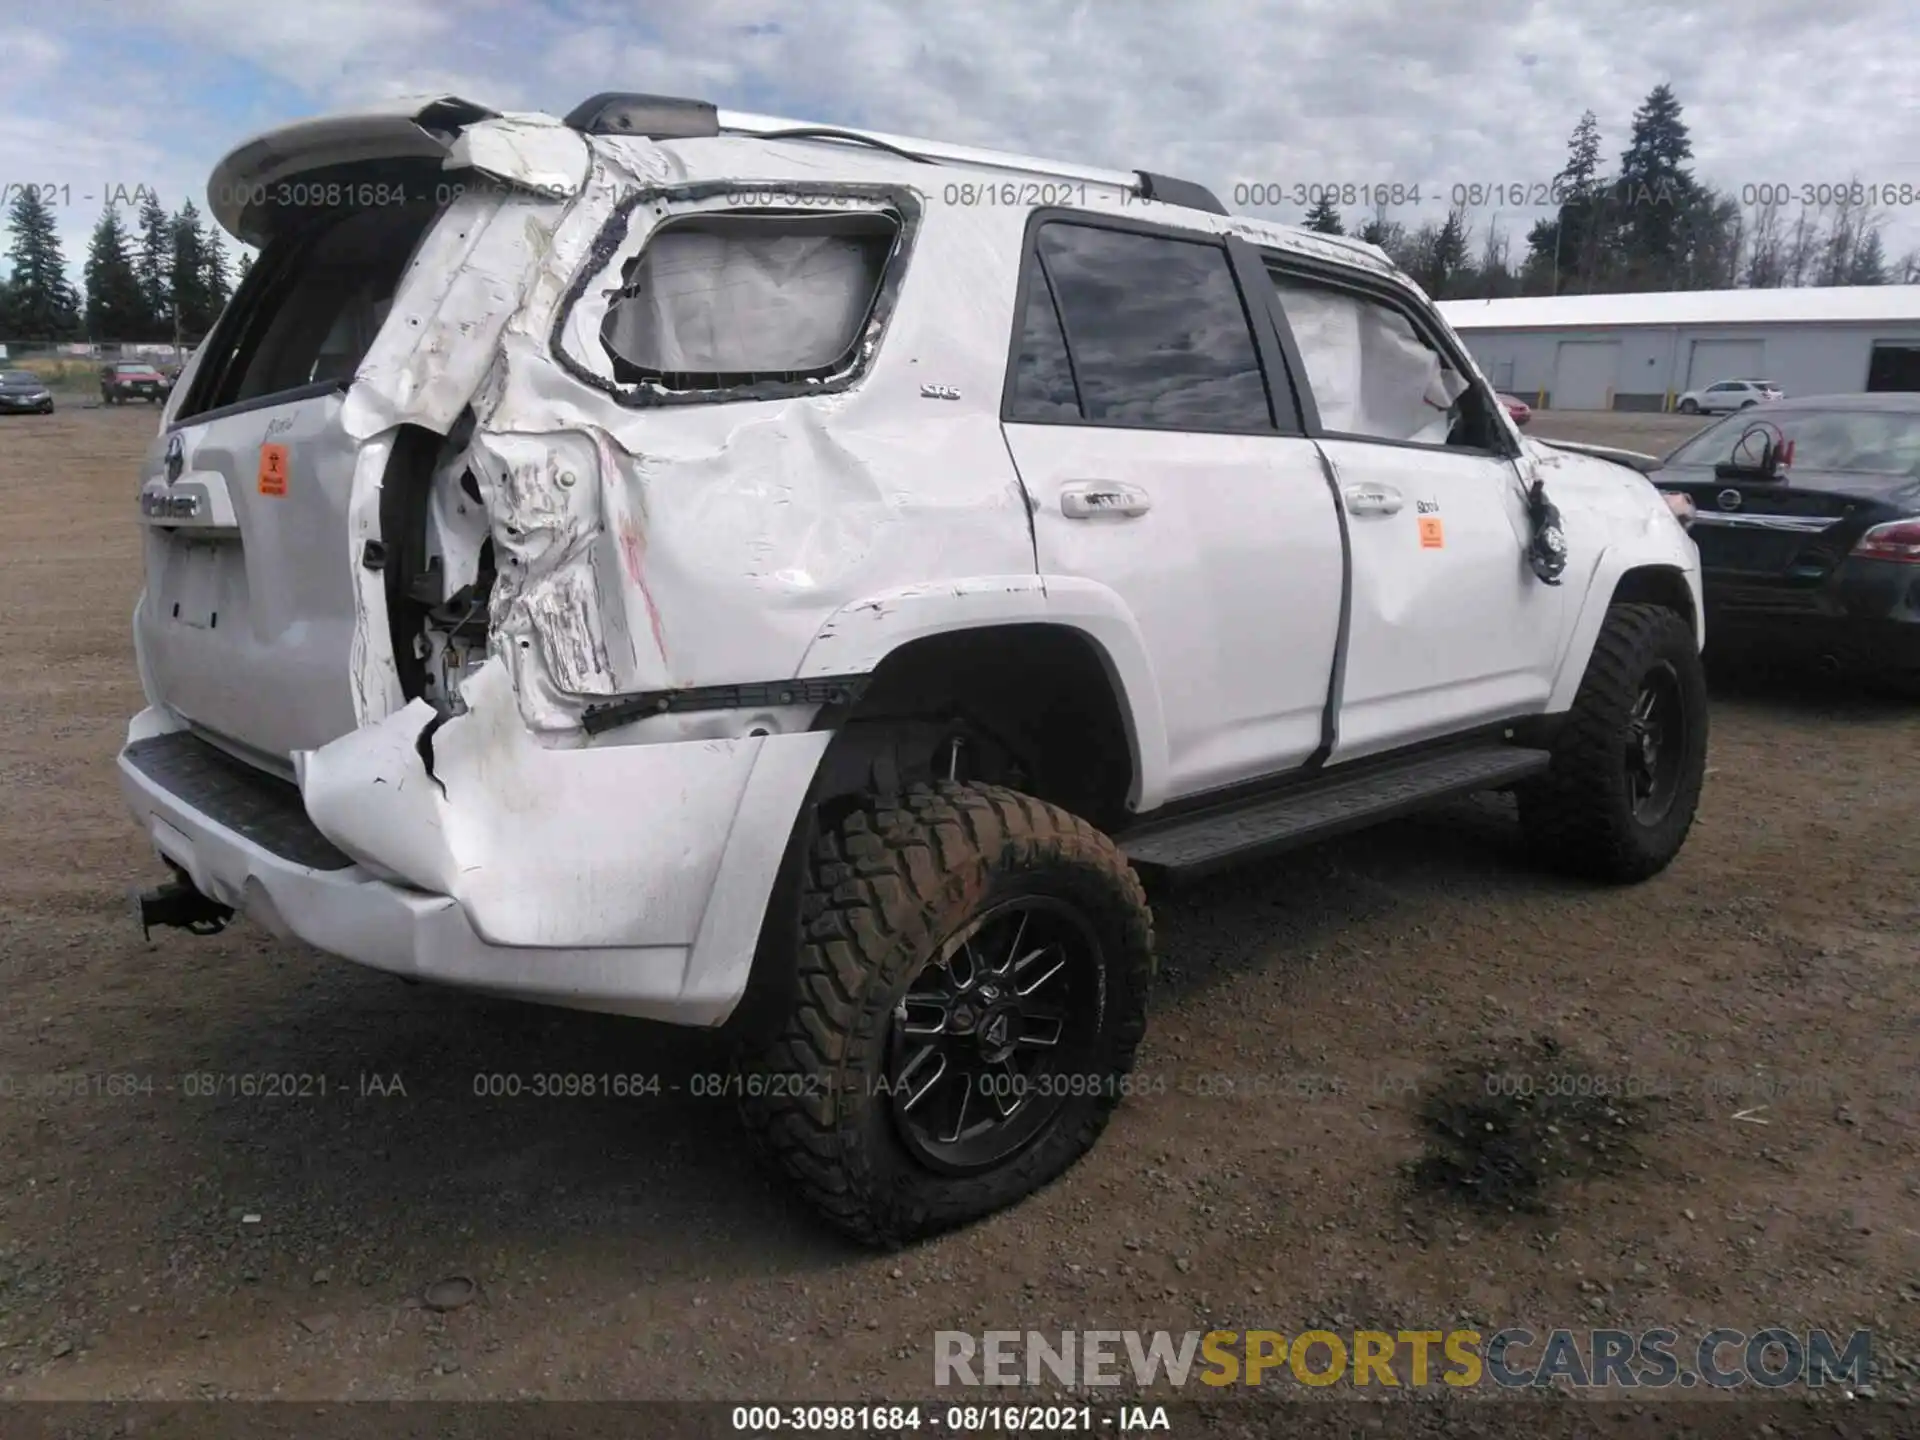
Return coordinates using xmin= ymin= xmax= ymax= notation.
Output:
xmin=298 ymin=655 xmax=820 ymax=950
xmin=1271 ymin=279 xmax=1468 ymax=444
xmin=342 ymin=186 xmax=567 ymax=441
xmin=463 ymin=163 xmax=1032 ymax=736
xmin=446 ymin=114 xmax=591 ymax=201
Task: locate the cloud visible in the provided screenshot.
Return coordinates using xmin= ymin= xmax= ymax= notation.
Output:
xmin=7 ymin=0 xmax=1920 ymax=300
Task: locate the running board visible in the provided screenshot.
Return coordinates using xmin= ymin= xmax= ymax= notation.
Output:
xmin=1122 ymin=744 xmax=1552 ymax=881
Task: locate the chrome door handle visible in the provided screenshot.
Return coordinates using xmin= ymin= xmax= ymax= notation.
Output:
xmin=1060 ymin=481 xmax=1152 ymax=519
xmin=1343 ymin=483 xmax=1403 ymax=517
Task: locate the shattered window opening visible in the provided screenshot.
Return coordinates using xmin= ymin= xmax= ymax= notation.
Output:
xmin=1267 ymin=272 xmax=1493 ymax=450
xmin=597 ymin=211 xmax=899 ymax=391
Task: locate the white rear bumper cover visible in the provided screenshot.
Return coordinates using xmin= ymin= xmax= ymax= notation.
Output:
xmin=118 ymin=660 xmax=829 ymax=1024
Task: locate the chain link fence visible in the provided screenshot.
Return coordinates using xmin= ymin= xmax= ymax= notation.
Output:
xmin=0 ymin=339 xmax=199 ymax=393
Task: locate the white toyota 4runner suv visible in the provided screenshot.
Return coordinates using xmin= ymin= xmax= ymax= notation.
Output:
xmin=121 ymin=93 xmax=1707 ymax=1246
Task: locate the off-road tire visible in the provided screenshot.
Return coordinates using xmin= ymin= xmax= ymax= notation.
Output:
xmin=1519 ymin=603 xmax=1707 ymax=882
xmin=740 ymin=781 xmax=1154 ymax=1247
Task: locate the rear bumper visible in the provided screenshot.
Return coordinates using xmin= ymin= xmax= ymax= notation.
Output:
xmin=1707 ymin=611 xmax=1920 ymax=674
xmin=118 ymin=661 xmax=829 ymax=1023
xmin=1703 ymin=561 xmax=1920 ymax=674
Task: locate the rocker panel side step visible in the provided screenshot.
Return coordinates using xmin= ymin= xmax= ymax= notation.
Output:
xmin=1122 ymin=744 xmax=1552 ymax=880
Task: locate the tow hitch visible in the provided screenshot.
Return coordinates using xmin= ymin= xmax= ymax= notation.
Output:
xmin=131 ymin=870 xmax=234 ymax=940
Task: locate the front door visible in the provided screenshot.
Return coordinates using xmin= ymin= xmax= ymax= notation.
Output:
xmin=1262 ymin=265 xmax=1567 ymax=760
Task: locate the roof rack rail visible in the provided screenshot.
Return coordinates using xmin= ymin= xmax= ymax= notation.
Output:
xmin=563 ymin=92 xmax=719 ymax=138
xmin=560 ymin=93 xmax=1233 ymax=215
xmin=1134 ymin=170 xmax=1228 ymax=215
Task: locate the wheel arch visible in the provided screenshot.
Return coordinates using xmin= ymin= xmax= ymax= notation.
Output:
xmin=1547 ymin=551 xmax=1703 ymax=714
xmin=724 ymin=585 xmax=1167 ymax=1049
xmin=795 ymin=575 xmax=1169 ymax=812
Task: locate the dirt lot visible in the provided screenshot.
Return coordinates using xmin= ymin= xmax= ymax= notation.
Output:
xmin=0 ymin=403 xmax=1916 ymax=1414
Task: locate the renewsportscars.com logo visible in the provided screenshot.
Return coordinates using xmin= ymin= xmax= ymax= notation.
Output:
xmin=934 ymin=1328 xmax=1872 ymax=1391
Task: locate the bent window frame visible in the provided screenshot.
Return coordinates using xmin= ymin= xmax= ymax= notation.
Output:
xmin=550 ymin=181 xmax=922 ymax=409
xmin=1254 ymin=250 xmax=1521 ymax=460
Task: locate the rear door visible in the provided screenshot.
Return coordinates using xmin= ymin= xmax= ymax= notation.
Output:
xmin=1000 ymin=215 xmax=1346 ymax=800
xmin=136 ymin=189 xmax=446 ymax=770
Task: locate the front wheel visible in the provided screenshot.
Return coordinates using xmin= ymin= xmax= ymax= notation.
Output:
xmin=1677 ymin=398 xmax=1699 ymax=415
xmin=740 ymin=781 xmax=1154 ymax=1247
xmin=1519 ymin=603 xmax=1708 ymax=882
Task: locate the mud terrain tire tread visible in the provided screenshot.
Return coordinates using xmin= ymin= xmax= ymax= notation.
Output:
xmin=740 ymin=781 xmax=1153 ymax=1247
xmin=1519 ymin=602 xmax=1707 ymax=883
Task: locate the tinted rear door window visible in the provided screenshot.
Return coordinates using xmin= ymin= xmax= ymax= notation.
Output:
xmin=179 ymin=197 xmax=441 ymax=421
xmin=1009 ymin=222 xmax=1275 ymax=433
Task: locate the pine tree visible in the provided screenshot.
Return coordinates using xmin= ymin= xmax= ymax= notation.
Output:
xmin=1302 ymin=196 xmax=1344 ymax=235
xmin=201 ymin=228 xmax=232 ymax=317
xmin=170 ymin=200 xmax=218 ymax=340
xmin=135 ymin=191 xmax=173 ymax=341
xmin=1526 ymin=111 xmax=1610 ymax=293
xmin=1849 ymin=230 xmax=1887 ymax=285
xmin=2 ymin=186 xmax=81 ymax=338
xmin=1409 ymin=206 xmax=1470 ymax=297
xmin=1615 ymin=84 xmax=1699 ymax=287
xmin=84 ymin=205 xmax=147 ymax=340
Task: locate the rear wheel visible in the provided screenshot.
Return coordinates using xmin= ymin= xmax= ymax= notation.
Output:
xmin=1520 ymin=603 xmax=1707 ymax=882
xmin=740 ymin=781 xmax=1154 ymax=1247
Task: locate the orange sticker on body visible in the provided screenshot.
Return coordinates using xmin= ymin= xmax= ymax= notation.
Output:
xmin=1418 ymin=515 xmax=1444 ymax=549
xmin=257 ymin=443 xmax=289 ymax=496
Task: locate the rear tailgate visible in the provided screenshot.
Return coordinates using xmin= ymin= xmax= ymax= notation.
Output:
xmin=132 ymin=97 xmax=588 ymax=769
xmin=137 ymin=191 xmax=446 ymax=767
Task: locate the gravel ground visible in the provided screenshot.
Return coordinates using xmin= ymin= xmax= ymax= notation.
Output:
xmin=0 ymin=403 xmax=1915 ymax=1414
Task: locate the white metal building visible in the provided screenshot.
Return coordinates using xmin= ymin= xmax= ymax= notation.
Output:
xmin=1435 ymin=285 xmax=1920 ymax=411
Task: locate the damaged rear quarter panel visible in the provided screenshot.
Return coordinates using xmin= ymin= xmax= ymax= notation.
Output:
xmin=472 ymin=143 xmax=1038 ymax=729
xmin=300 ymin=657 xmax=810 ymax=951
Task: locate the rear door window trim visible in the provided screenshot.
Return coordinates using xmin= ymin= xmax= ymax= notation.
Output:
xmin=999 ymin=207 xmax=1304 ymax=438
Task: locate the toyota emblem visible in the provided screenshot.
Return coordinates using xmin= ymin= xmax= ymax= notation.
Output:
xmin=1716 ymin=488 xmax=1742 ymax=512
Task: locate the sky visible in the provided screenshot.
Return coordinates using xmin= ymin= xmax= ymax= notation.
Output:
xmin=6 ymin=0 xmax=1920 ymax=290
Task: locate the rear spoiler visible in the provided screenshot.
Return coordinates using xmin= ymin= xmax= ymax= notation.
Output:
xmin=208 ymin=96 xmax=587 ymax=246
xmin=1532 ymin=438 xmax=1662 ymax=475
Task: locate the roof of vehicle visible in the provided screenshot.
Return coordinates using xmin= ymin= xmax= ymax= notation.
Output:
xmin=206 ymin=92 xmax=1403 ymax=280
xmin=1438 ymin=285 xmax=1920 ymax=331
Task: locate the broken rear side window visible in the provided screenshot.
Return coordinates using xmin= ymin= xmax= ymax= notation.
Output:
xmin=598 ymin=212 xmax=898 ymax=390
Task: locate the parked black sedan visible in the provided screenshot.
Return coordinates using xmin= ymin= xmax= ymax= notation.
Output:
xmin=0 ymin=370 xmax=55 ymax=415
xmin=1653 ymin=393 xmax=1920 ymax=691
